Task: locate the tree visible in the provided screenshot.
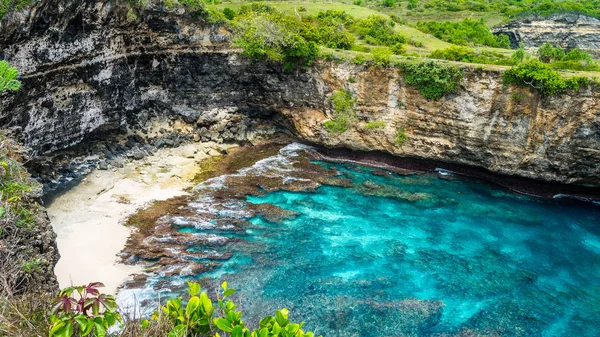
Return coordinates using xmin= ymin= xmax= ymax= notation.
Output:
xmin=537 ymin=42 xmax=564 ymax=63
xmin=233 ymin=12 xmax=319 ymax=71
xmin=0 ymin=61 xmax=21 ymax=93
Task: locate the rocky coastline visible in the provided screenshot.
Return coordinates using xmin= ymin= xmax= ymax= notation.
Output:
xmin=1 ymin=0 xmax=600 ymax=303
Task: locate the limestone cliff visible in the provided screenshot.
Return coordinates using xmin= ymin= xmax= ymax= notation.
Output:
xmin=493 ymin=13 xmax=600 ymax=54
xmin=1 ymin=0 xmax=599 ymax=189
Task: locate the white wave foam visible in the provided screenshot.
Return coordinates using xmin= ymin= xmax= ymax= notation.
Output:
xmin=553 ymin=194 xmax=600 ymax=205
xmin=435 ymin=168 xmax=455 ymax=176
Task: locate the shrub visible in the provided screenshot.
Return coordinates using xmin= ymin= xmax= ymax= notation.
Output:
xmin=408 ymin=39 xmax=424 ymax=48
xmin=49 ymin=282 xmax=121 ymax=337
xmin=403 ymin=61 xmax=463 ymax=100
xmin=503 ymin=59 xmax=577 ymax=96
xmin=372 ymin=47 xmax=393 ymax=66
xmin=390 ymin=43 xmax=406 ymax=55
xmin=349 ymin=15 xmax=407 ymax=47
xmin=537 ymin=42 xmax=565 ymax=63
xmin=352 ymin=54 xmax=367 ymax=65
xmin=222 ymin=7 xmax=235 ymax=20
xmin=330 ymin=89 xmax=355 ymax=113
xmin=0 ymin=61 xmax=21 ymax=93
xmin=353 ymin=0 xmax=362 ymax=5
xmin=348 ymin=76 xmax=356 ymax=83
xmin=562 ymin=48 xmax=593 ymax=62
xmin=324 ymin=90 xmax=356 ymax=133
xmin=511 ymin=45 xmax=527 ymax=64
xmin=238 ymin=2 xmax=275 ymax=15
xmin=0 ymin=0 xmax=32 ymax=19
xmin=430 ymin=45 xmax=476 ymax=62
xmin=511 ymin=92 xmax=525 ymax=103
xmin=416 ymin=18 xmax=510 ymax=48
xmin=429 ymin=46 xmax=513 ymax=65
xmin=178 ymin=0 xmax=206 ymax=12
xmin=395 ymin=128 xmax=407 ymax=145
xmin=324 ymin=115 xmax=350 ymax=133
xmin=365 ymin=120 xmax=386 ymax=129
xmin=382 ymin=0 xmax=395 ymax=7
xmin=206 ymin=7 xmax=227 ymax=24
xmin=314 ymin=25 xmax=356 ymax=50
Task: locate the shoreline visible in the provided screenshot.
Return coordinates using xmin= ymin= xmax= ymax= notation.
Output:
xmin=46 ymin=142 xmax=237 ymax=294
xmin=311 ymin=144 xmax=600 ymax=202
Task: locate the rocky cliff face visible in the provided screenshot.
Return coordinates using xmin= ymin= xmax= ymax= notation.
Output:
xmin=284 ymin=65 xmax=600 ymax=187
xmin=1 ymin=0 xmax=599 ymax=189
xmin=493 ymin=13 xmax=600 ymax=53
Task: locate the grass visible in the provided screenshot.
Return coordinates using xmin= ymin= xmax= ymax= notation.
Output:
xmin=214 ymin=1 xmax=512 ymax=56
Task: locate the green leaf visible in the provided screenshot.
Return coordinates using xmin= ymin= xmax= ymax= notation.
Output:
xmin=224 ymin=288 xmax=236 ymax=298
xmin=186 ymin=296 xmax=200 ymax=318
xmin=288 ymin=323 xmax=300 ymax=334
xmin=94 ymin=320 xmax=107 ymax=337
xmin=221 ymin=281 xmax=228 ymax=291
xmin=50 ymin=321 xmax=66 ymax=337
xmin=200 ymin=292 xmax=213 ymax=313
xmin=214 ymin=317 xmax=233 ymax=332
xmin=168 ymin=324 xmax=187 ymax=337
xmin=259 ymin=316 xmax=273 ymax=328
xmin=5 ymin=79 xmax=21 ymax=91
xmin=228 ymin=310 xmax=237 ymax=323
xmin=74 ymin=315 xmax=87 ymax=333
xmin=54 ymin=322 xmax=73 ymax=337
xmin=81 ymin=318 xmax=94 ymax=337
xmin=259 ymin=327 xmax=269 ymax=337
xmin=276 ymin=309 xmax=289 ymax=327
xmin=187 ymin=281 xmax=201 ymax=296
xmin=92 ymin=301 xmax=100 ymax=315
xmin=272 ymin=322 xmax=281 ymax=336
xmin=232 ymin=325 xmax=244 ymax=337
xmin=141 ymin=319 xmax=150 ymax=330
xmin=104 ymin=312 xmax=117 ymax=326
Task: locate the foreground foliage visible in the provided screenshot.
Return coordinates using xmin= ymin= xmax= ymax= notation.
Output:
xmin=403 ymin=61 xmax=463 ymax=100
xmin=49 ymin=282 xmax=121 ymax=337
xmin=149 ymin=281 xmax=319 ymax=337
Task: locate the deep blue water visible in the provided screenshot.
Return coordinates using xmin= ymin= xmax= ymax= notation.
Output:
xmin=120 ymin=145 xmax=600 ymax=336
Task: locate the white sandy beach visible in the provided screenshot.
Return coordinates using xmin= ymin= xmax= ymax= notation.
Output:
xmin=47 ymin=142 xmax=234 ymax=294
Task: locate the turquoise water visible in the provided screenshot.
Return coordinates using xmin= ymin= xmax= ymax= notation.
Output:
xmin=223 ymin=163 xmax=599 ymax=336
xmin=119 ymin=145 xmax=600 ymax=336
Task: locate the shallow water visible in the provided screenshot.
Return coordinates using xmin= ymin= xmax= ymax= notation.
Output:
xmin=120 ymin=144 xmax=600 ymax=336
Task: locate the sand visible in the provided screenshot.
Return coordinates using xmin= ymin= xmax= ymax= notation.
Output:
xmin=46 ymin=142 xmax=236 ymax=294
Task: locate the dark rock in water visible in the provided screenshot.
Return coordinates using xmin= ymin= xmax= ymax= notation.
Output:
xmin=248 ymin=203 xmax=299 ymax=223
